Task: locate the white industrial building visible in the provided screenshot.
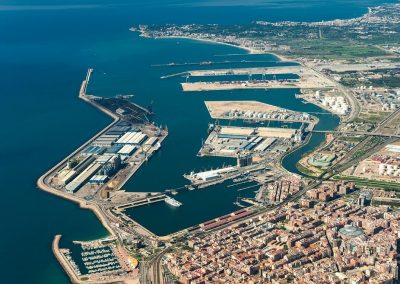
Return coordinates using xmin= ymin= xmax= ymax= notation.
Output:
xmin=193 ymin=167 xmax=237 ymax=181
xmin=115 ymin=131 xmax=147 ymax=145
xmin=386 ymin=144 xmax=400 ymax=153
xmin=378 ymin=163 xmax=400 ymax=177
xmin=118 ymin=145 xmax=137 ymax=156
xmin=321 ymin=95 xmax=350 ymax=115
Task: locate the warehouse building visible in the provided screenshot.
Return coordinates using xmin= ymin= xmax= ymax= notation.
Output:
xmin=89 ymin=175 xmax=109 ymax=185
xmin=144 ymin=137 xmax=158 ymax=147
xmin=257 ymin=127 xmax=296 ymax=139
xmin=65 ymin=162 xmax=103 ymax=193
xmin=115 ymin=131 xmax=148 ymax=145
xmin=386 ymin=144 xmax=400 ymax=153
xmin=103 ymin=144 xmax=123 ymax=156
xmin=98 ymin=155 xmax=121 ymax=176
xmin=56 ymin=156 xmax=97 ymax=186
xmin=254 ymin=138 xmax=276 ymax=152
xmin=218 ymin=126 xmax=255 ymax=140
xmin=118 ymin=145 xmax=137 ymax=156
xmin=92 ymin=136 xmax=119 ymax=147
xmin=82 ymin=145 xmax=106 ymax=156
xmin=106 ymin=125 xmax=131 ymax=136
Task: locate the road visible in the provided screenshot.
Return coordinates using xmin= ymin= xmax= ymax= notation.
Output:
xmin=151 ymin=252 xmax=164 ymax=284
xmin=312 ymin=130 xmax=400 ymax=138
xmin=187 ymin=108 xmax=400 ymax=241
xmin=140 ymin=248 xmax=169 ymax=284
xmin=306 ymin=63 xmax=361 ymax=122
xmin=376 ymin=107 xmax=400 ymax=128
xmin=137 ymin=95 xmax=400 ymax=283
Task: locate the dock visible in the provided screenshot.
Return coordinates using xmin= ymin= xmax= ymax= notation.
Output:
xmin=160 ymin=71 xmax=189 ymax=79
xmin=36 ymin=68 xmax=170 ymax=282
xmin=115 ymin=194 xmax=167 ymax=210
xmin=152 ymin=59 xmax=283 ymax=68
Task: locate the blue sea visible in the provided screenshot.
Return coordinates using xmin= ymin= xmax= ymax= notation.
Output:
xmin=0 ymin=0 xmax=394 ymax=282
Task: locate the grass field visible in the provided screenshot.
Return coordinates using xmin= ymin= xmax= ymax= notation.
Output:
xmin=356 ymin=111 xmax=390 ymax=124
xmin=333 ymin=175 xmax=400 ymax=191
xmin=371 ymin=199 xmax=400 ymax=208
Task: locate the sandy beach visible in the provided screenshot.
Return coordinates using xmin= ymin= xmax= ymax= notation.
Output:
xmin=137 ymin=30 xmax=292 ymax=62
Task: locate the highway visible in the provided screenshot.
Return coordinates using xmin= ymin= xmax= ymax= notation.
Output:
xmin=312 ymin=130 xmax=400 ymax=138
xmin=140 ymin=248 xmax=170 ymax=284
xmin=306 ymin=63 xmax=361 ymax=122
xmin=312 ymin=107 xmax=400 ymax=138
xmin=376 ymin=107 xmax=400 ymax=128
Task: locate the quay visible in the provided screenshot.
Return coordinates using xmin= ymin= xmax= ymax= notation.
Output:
xmin=53 ymin=235 xmax=85 ymax=284
xmin=152 ymin=59 xmax=284 ymax=68
xmin=181 ymin=78 xmax=333 ymax=91
xmin=187 ymin=66 xmax=304 ymax=77
xmin=37 ymin=69 xmax=120 ymax=237
xmin=160 ymin=71 xmax=188 ymax=79
xmin=115 ymin=194 xmax=167 ymax=210
xmin=38 ymin=68 xmax=168 ymax=283
xmin=177 ymin=65 xmax=336 ymax=91
xmin=204 ymin=100 xmax=318 ymax=126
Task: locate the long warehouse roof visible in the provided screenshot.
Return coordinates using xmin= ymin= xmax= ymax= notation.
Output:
xmin=66 ymin=162 xmax=102 ymax=193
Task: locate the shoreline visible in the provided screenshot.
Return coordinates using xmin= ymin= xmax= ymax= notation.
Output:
xmin=52 ymin=235 xmax=131 ymax=284
xmin=37 ymin=70 xmax=119 ymax=239
xmin=41 ymin=36 xmax=346 ymax=281
xmin=37 ymin=69 xmax=167 ymax=241
xmin=137 ymin=31 xmax=292 ymax=62
xmin=37 ymin=71 xmax=139 ymax=283
xmin=52 ymin=235 xmax=83 ymax=284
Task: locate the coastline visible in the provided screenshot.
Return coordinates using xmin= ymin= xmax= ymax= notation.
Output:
xmin=38 ymin=41 xmax=342 ymax=238
xmin=7 ymin=1 xmax=400 ymax=283
xmin=36 ymin=70 xmax=167 ymax=240
xmin=137 ymin=31 xmax=292 ymax=62
xmin=36 ymin=67 xmax=175 ymax=284
xmin=37 ymin=71 xmax=119 ymax=239
xmin=41 ymin=35 xmax=345 ymax=282
xmin=52 ymin=235 xmax=130 ymax=284
xmin=52 ymin=235 xmax=83 ymax=284
xmin=37 ymin=69 xmax=172 ymax=283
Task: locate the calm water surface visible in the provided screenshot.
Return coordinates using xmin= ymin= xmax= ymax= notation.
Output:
xmin=0 ymin=0 xmax=392 ymax=282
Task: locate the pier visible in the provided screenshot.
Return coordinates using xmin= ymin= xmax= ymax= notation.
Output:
xmin=204 ymin=100 xmax=318 ymax=126
xmin=53 ymin=235 xmax=84 ymax=284
xmin=152 ymin=59 xmax=284 ymax=68
xmin=181 ymin=78 xmax=332 ymax=91
xmin=160 ymin=71 xmax=188 ymax=79
xmin=116 ymin=194 xmax=167 ymax=210
xmin=37 ymin=69 xmax=169 ymax=283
